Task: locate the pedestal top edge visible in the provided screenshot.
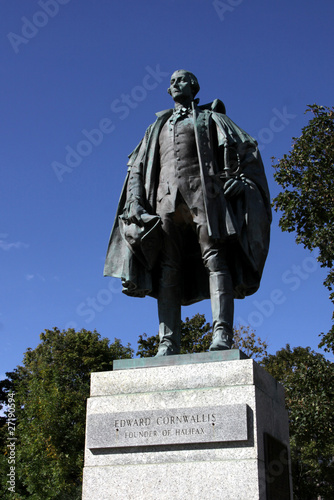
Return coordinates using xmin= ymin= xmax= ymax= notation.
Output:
xmin=113 ymin=349 xmax=248 ymax=371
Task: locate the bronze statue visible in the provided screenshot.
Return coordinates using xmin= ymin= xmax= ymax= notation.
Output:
xmin=104 ymin=70 xmax=271 ymax=356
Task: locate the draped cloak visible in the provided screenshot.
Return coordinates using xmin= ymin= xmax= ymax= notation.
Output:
xmin=104 ymin=100 xmax=272 ymax=304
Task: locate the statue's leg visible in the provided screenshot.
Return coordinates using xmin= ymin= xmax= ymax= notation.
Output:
xmin=156 ymin=213 xmax=182 ymax=356
xmin=156 ymin=268 xmax=181 ymax=356
xmin=208 ymin=270 xmax=234 ymax=350
xmin=197 ymin=224 xmax=234 ymax=350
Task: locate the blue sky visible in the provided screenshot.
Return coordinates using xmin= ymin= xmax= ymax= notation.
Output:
xmin=1 ymin=0 xmax=333 ymax=377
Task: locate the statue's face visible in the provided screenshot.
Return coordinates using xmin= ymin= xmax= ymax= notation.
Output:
xmin=168 ymin=70 xmax=194 ymax=103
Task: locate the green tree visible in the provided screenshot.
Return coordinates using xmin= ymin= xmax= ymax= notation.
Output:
xmin=232 ymin=325 xmax=268 ymax=360
xmin=262 ymin=345 xmax=334 ymax=500
xmin=272 ymin=104 xmax=334 ymax=352
xmin=0 ymin=328 xmax=133 ymax=500
xmin=137 ymin=313 xmax=268 ymax=360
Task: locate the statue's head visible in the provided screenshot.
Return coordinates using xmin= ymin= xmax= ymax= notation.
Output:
xmin=167 ymin=70 xmax=200 ymax=103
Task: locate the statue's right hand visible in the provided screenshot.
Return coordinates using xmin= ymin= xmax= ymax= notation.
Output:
xmin=126 ymin=201 xmax=146 ymax=226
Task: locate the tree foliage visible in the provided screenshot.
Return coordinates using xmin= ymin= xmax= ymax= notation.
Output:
xmin=137 ymin=313 xmax=268 ymax=360
xmin=272 ymin=104 xmax=334 ymax=352
xmin=232 ymin=325 xmax=268 ymax=360
xmin=0 ymin=328 xmax=133 ymax=500
xmin=262 ymin=345 xmax=334 ymax=500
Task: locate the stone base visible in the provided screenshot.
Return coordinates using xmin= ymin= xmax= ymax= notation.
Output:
xmin=82 ymin=351 xmax=292 ymax=499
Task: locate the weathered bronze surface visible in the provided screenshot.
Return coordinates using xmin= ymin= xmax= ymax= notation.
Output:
xmin=104 ymin=70 xmax=271 ymax=356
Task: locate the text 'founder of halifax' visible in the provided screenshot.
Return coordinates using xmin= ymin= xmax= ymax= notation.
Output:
xmin=104 ymin=70 xmax=271 ymax=356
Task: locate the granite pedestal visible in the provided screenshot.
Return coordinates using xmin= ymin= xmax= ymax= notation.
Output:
xmin=82 ymin=351 xmax=292 ymax=499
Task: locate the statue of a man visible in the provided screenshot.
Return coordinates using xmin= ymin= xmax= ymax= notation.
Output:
xmin=104 ymin=70 xmax=271 ymax=356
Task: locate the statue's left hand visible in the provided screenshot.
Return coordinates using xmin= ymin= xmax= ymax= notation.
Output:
xmin=223 ymin=178 xmax=245 ymax=199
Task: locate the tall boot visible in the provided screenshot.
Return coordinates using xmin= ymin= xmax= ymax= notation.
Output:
xmin=209 ymin=271 xmax=234 ymax=351
xmin=156 ymin=276 xmax=181 ymax=356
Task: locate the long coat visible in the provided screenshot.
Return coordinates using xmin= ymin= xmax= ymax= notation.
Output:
xmin=104 ymin=100 xmax=272 ymax=304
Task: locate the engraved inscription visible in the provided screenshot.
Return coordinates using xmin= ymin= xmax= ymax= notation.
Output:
xmin=87 ymin=404 xmax=249 ymax=449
